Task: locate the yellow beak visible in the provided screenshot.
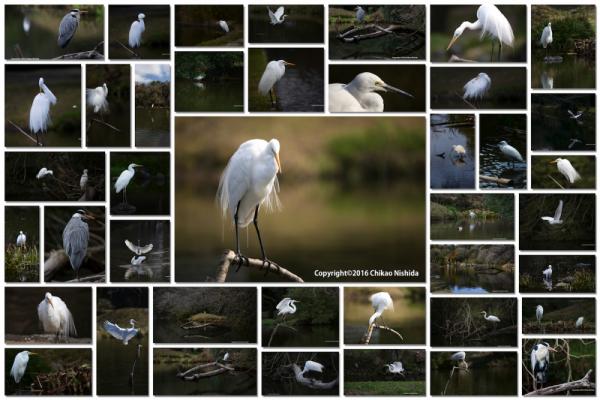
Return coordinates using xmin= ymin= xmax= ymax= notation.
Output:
xmin=275 ymin=153 xmax=282 ymax=173
xmin=549 ymin=160 xmax=558 ymax=164
xmin=447 ymin=36 xmax=459 ymax=51
xmin=284 ymin=61 xmax=295 ymax=67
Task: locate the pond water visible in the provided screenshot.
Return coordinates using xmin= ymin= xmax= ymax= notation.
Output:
xmin=154 ymin=319 xmax=253 ymax=344
xmin=110 ymin=173 xmax=170 ymax=216
xmin=5 ymin=67 xmax=81 ymax=147
xmin=175 ymin=79 xmax=244 ymax=112
xmin=154 ymin=363 xmax=256 ymax=395
xmin=263 ymin=324 xmax=339 ymax=347
xmin=329 ymin=30 xmax=425 ymax=60
xmin=430 ymin=366 xmax=517 ymax=396
xmin=176 ymin=182 xmax=425 ymax=283
xmin=97 ymin=339 xmax=148 ymax=395
xmin=431 ymin=220 xmax=514 ymax=241
xmin=263 ymin=375 xmax=338 ymax=396
xmin=431 ymin=264 xmax=514 ymax=294
xmin=5 ymin=6 xmax=104 ymax=59
xmin=430 ymin=117 xmax=475 ymax=189
xmin=87 ymin=103 xmax=130 ymax=147
xmin=177 ymin=22 xmax=244 ymax=47
xmin=479 ymin=143 xmax=527 ymax=190
xmin=110 ymin=220 xmax=170 ymax=283
xmin=249 ymin=15 xmax=323 ymax=43
xmin=532 ymin=53 xmax=596 ymax=89
xmin=135 ymin=108 xmax=170 ymax=147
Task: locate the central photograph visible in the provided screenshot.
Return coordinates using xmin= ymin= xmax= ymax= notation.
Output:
xmin=175 ymin=117 xmax=425 ymax=283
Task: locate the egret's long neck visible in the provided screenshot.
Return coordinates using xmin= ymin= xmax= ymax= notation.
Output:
xmin=129 ymin=165 xmax=136 ymax=174
xmin=130 ymin=321 xmax=136 ymax=328
xmin=369 ymin=310 xmax=382 ymax=325
xmin=289 ymin=303 xmax=296 ymax=312
xmin=461 ymin=20 xmax=482 ymax=33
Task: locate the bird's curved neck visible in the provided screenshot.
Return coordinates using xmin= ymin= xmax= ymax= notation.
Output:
xmin=369 ymin=310 xmax=382 ymax=325
xmin=461 ymin=20 xmax=482 ymax=32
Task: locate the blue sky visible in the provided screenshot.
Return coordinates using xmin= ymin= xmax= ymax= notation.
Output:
xmin=135 ymin=64 xmax=171 ymax=84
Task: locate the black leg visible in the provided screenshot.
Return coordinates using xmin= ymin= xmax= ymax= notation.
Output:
xmin=490 ymin=41 xmax=494 ymax=62
xmin=233 ymin=200 xmax=247 ymax=272
xmin=499 ymin=41 xmax=502 ymax=62
xmin=253 ymin=205 xmax=274 ymax=275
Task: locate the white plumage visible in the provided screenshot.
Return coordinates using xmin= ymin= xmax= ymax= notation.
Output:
xmin=541 ymin=200 xmax=563 ymax=225
xmin=543 ymin=265 xmax=552 ymax=280
xmin=369 ymin=291 xmax=394 ymax=326
xmin=125 ymin=239 xmax=153 ymax=255
xmin=450 ymin=351 xmax=466 ymax=362
xmin=131 ymin=255 xmax=146 ymax=265
xmin=497 ymin=140 xmax=524 ymax=163
xmin=447 ymin=4 xmax=514 ymax=51
xmin=30 ymin=77 xmax=57 ymax=139
xmin=86 ymin=83 xmax=108 ymax=114
xmin=36 ymin=167 xmax=54 ymax=179
xmin=302 ymin=360 xmax=324 ymax=376
xmin=268 ymin=7 xmax=286 ymax=25
xmin=103 ymin=319 xmax=139 ymax=345
xmin=452 ymin=144 xmax=466 ymax=160
xmin=536 ymin=305 xmax=543 ymax=324
xmin=463 ymin=72 xmax=491 ymax=101
xmin=17 ymin=231 xmax=27 ymax=246
xmin=37 ymin=292 xmax=77 ymax=340
xmin=575 ymin=316 xmax=584 ymax=329
xmin=11 ymin=351 xmax=36 ymax=383
xmin=218 ymin=20 xmax=229 ymax=33
xmin=329 ymin=72 xmax=413 ymax=112
xmin=540 ymin=23 xmax=553 ymax=49
xmin=276 ymin=297 xmax=298 ymax=317
xmin=386 ymin=361 xmax=405 ymax=375
xmin=258 ymin=60 xmax=294 ymax=96
xmin=114 ymin=163 xmax=142 ymax=202
xmin=481 ymin=311 xmax=500 ymax=323
xmin=568 ymin=110 xmax=583 ymax=120
xmin=550 ymin=158 xmax=580 ymax=184
xmin=129 ymin=13 xmax=145 ymax=48
xmin=80 ymin=169 xmax=88 ymax=191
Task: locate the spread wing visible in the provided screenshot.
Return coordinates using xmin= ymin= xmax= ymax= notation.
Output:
xmin=103 ymin=321 xmax=126 ymax=340
xmin=274 ymin=7 xmax=285 ymax=19
xmin=125 ymin=239 xmax=153 ymax=255
xmin=276 ymin=297 xmax=292 ymax=311
xmin=554 ymin=200 xmax=563 ymax=220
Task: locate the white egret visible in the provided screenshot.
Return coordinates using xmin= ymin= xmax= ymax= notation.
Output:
xmin=80 ymin=169 xmax=88 ymax=192
xmin=37 ymin=292 xmax=77 ymax=341
xmin=268 ymin=6 xmax=286 ymax=25
xmin=536 ymin=305 xmax=543 ymax=326
xmin=458 ymin=226 xmax=463 ymax=231
xmin=103 ymin=319 xmax=139 ymax=345
xmin=531 ymin=342 xmax=556 ymax=390
xmin=386 ymin=361 xmax=405 ymax=375
xmin=568 ymin=110 xmax=583 ymax=120
xmin=543 ymin=265 xmax=552 ymax=280
xmin=497 ymin=140 xmax=524 ymax=167
xmin=540 ymin=23 xmax=552 ymax=56
xmin=217 ymin=139 xmax=282 ymax=269
xmin=115 ymin=163 xmax=143 ymax=204
xmin=369 ymin=291 xmax=393 ymax=326
xmin=10 ymin=351 xmax=37 ymax=384
xmin=568 ymin=138 xmax=583 ymax=150
xmin=131 ymin=255 xmax=146 ymax=265
xmin=222 ymin=352 xmax=230 ymax=362
xmin=23 ymin=16 xmax=31 ymax=34
xmin=17 ymin=231 xmax=27 ymax=247
xmin=30 ymin=77 xmax=57 ymax=146
xmin=125 ymin=239 xmax=153 ymax=255
xmin=329 ymin=72 xmax=413 ymax=112
xmin=549 ymin=158 xmax=580 ymax=185
xmin=63 ymin=209 xmax=93 ymax=280
xmin=86 ymin=83 xmax=108 ymax=115
xmin=463 ymin=72 xmax=491 ymax=102
xmin=218 ymin=20 xmax=229 ymax=33
xmin=355 ymin=6 xmax=365 ymax=23
xmin=469 ymin=211 xmax=476 ymax=218
xmin=575 ymin=316 xmax=584 ymax=330
xmin=302 ymin=360 xmax=324 ymax=376
xmin=451 ymin=144 xmax=466 ymax=160
xmin=36 ymin=167 xmax=53 ymax=179
xmin=450 ymin=351 xmax=469 ymax=370
xmin=541 ymin=200 xmax=563 ymax=225
xmin=446 ymin=4 xmax=514 ymax=61
xmin=258 ymin=60 xmax=295 ymax=105
xmin=129 ymin=13 xmax=146 ymax=48
xmin=480 ymin=311 xmax=500 ymax=322
xmin=276 ymin=297 xmax=299 ymax=318
xmin=58 ymin=9 xmax=86 ymax=48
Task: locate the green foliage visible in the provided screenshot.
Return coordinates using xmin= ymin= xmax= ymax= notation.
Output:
xmin=345 ymin=380 xmax=425 ymax=395
xmin=5 ymin=245 xmax=39 ymax=282
xmin=532 ymin=6 xmax=596 ymax=50
xmin=325 ymin=122 xmax=424 ymax=184
xmin=135 ymin=82 xmax=170 ymax=107
xmin=286 ymin=287 xmax=338 ymax=325
xmin=175 ymin=52 xmax=243 ymax=81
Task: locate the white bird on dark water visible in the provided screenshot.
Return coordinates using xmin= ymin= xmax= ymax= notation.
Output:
xmin=125 ymin=239 xmax=153 ymax=255
xmin=131 ymin=255 xmax=146 ymax=265
xmin=267 ymin=6 xmax=286 ymax=25
xmin=258 ymin=60 xmax=295 ymax=105
xmin=498 ymin=140 xmax=524 ymax=167
xmin=540 ymin=23 xmax=552 ymax=56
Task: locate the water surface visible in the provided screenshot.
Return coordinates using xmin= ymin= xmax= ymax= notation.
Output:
xmin=135 ymin=108 xmax=170 ymax=147
xmin=431 ymin=264 xmax=514 ymax=294
xmin=97 ymin=339 xmax=148 ymax=395
xmin=176 ymin=79 xmax=244 ymax=112
xmin=532 ymin=53 xmax=596 ymax=89
xmin=431 ymin=367 xmax=517 ymax=396
xmin=431 ymin=220 xmax=514 ymax=241
xmin=154 ymin=363 xmax=256 ymax=395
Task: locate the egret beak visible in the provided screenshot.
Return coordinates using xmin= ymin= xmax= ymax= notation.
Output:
xmin=447 ymin=36 xmax=459 ymax=51
xmin=549 ymin=159 xmax=558 ymax=164
xmin=275 ymin=153 xmax=282 ymax=174
xmin=84 ymin=212 xmax=96 ymax=221
xmin=547 ymin=346 xmax=558 ymax=352
xmin=135 ymin=164 xmax=143 ymax=168
xmin=28 ymin=352 xmax=38 ymax=355
xmin=283 ymin=61 xmax=295 ymax=67
xmin=383 ymin=82 xmax=414 ymax=98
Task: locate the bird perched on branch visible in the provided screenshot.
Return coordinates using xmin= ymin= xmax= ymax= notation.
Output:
xmin=129 ymin=13 xmax=145 ymax=48
xmin=58 ymin=9 xmax=87 ymax=48
xmin=450 ymin=351 xmax=468 ymax=370
xmin=302 ymin=360 xmax=324 ymax=377
xmin=369 ymin=291 xmax=393 ymax=326
xmin=86 ymin=83 xmax=109 ymax=115
xmin=37 ymin=292 xmax=77 ymax=341
xmin=549 ymin=158 xmax=580 ymax=185
xmin=531 ymin=342 xmax=556 ymax=390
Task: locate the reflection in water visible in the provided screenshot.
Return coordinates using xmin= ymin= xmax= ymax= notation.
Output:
xmin=176 ymin=79 xmax=244 ymax=112
xmin=153 ymin=364 xmax=256 ymax=395
xmin=431 ymin=367 xmax=517 ymax=396
xmin=97 ymin=339 xmax=148 ymax=395
xmin=431 ymin=220 xmax=514 ymax=241
xmin=263 ymin=325 xmax=338 ymax=347
xmin=135 ymin=108 xmax=170 ymax=147
xmin=431 ymin=264 xmax=514 ymax=294
xmin=532 ymin=54 xmax=595 ymax=89
xmin=249 ymin=15 xmax=323 ymax=43
xmin=87 ymin=104 xmax=130 ymax=147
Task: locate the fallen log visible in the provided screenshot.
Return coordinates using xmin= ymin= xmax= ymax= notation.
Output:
xmin=525 ymin=369 xmax=595 ymax=396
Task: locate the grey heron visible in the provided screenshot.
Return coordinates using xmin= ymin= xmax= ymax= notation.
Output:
xmin=62 ymin=209 xmax=94 ymax=280
xmin=531 ymin=342 xmax=556 ymax=390
xmin=103 ymin=319 xmax=139 ymax=345
xmin=58 ymin=9 xmax=86 ymax=48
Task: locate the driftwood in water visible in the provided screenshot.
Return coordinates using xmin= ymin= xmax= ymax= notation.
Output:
xmin=361 ymin=323 xmax=404 ymax=344
xmin=215 ymin=250 xmax=303 ymax=283
xmin=291 ymin=364 xmax=338 ymax=389
xmin=180 ymin=312 xmax=227 ymax=330
xmin=480 ymin=175 xmax=513 ymax=186
xmin=177 ymin=361 xmax=234 ymax=381
xmin=525 ymin=369 xmax=595 ymax=396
